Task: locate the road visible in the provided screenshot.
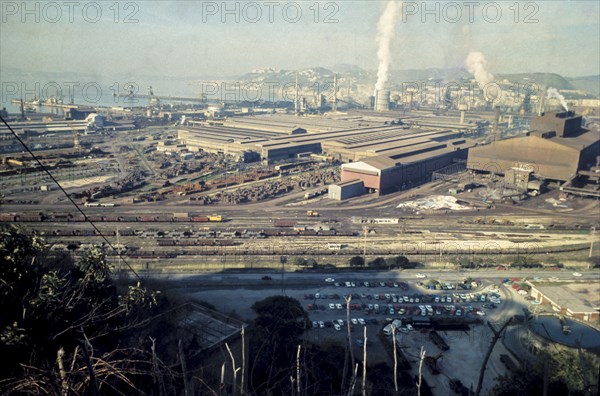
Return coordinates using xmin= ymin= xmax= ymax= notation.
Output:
xmin=131 ymin=269 xmax=600 ymax=287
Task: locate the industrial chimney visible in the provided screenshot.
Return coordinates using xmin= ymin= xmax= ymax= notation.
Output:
xmin=458 ymin=103 xmax=468 ymax=124
xmin=374 ymin=89 xmax=390 ymax=112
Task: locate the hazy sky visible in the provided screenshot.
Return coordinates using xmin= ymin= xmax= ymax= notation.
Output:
xmin=1 ymin=1 xmax=599 ymax=78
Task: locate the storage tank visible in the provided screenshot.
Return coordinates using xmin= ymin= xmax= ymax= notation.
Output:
xmin=375 ymin=90 xmax=390 ymax=112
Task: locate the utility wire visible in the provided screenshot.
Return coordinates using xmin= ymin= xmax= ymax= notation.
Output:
xmin=0 ymin=114 xmax=142 ymax=282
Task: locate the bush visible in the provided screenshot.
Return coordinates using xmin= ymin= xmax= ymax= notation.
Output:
xmin=306 ymin=258 xmax=318 ymax=268
xmin=368 ymin=257 xmax=386 ymax=268
xmin=349 ymin=256 xmax=365 ymax=267
xmin=293 ymin=257 xmax=307 ymax=266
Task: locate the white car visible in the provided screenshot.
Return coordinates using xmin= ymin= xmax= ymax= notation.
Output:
xmin=518 ymin=290 xmax=528 ymax=295
xmin=351 ymin=318 xmax=358 ymax=325
xmin=334 ymin=323 xmax=341 ymax=331
xmin=358 ymin=318 xmax=366 ymax=325
xmin=312 ymin=321 xmax=318 ymax=328
xmin=325 ymin=278 xmax=335 ymax=283
xmin=406 ymin=324 xmax=413 ymax=331
xmin=329 ymin=303 xmax=336 ymax=310
xmin=415 ymin=273 xmax=427 ymax=278
xmin=572 ymin=272 xmax=582 ymax=277
xmin=319 ymin=321 xmax=325 ymax=328
xmin=476 ymin=311 xmax=486 ymax=316
xmin=336 ymin=303 xmax=343 ymax=310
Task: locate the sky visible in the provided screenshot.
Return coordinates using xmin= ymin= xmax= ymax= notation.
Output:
xmin=1 ymin=1 xmax=599 ymax=79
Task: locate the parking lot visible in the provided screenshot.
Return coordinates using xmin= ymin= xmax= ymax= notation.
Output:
xmin=304 ymin=278 xmax=502 ymax=330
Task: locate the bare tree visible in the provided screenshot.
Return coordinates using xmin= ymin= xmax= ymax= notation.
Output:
xmin=417 ymin=347 xmax=426 ymax=396
xmin=226 ymin=342 xmax=240 ymax=396
xmin=349 ymin=363 xmax=359 ymax=396
xmin=296 ymin=345 xmax=301 ymax=396
xmin=241 ymin=327 xmax=246 ymax=395
xmin=362 ymin=326 xmax=367 ymax=396
xmin=474 ymin=318 xmax=513 ymax=396
xmin=392 ymin=326 xmax=398 ymax=393
xmin=345 ymin=295 xmax=355 ymax=394
xmin=178 ymin=339 xmax=190 ymax=396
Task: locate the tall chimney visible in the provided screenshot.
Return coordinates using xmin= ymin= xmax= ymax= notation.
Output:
xmin=375 ymin=90 xmax=390 ymax=112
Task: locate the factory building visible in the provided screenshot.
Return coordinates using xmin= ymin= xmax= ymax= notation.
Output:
xmin=467 ymin=111 xmax=600 ymax=181
xmin=328 ymin=179 xmax=364 ymax=200
xmin=341 ymin=139 xmax=471 ymax=193
xmin=178 ymin=113 xmax=477 ymax=167
xmin=258 ymin=142 xmax=322 ymax=162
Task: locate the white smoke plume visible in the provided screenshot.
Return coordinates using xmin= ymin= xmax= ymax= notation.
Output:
xmin=465 ymin=51 xmax=495 ymax=88
xmin=546 ymin=87 xmax=569 ymax=111
xmin=375 ymin=1 xmax=401 ymax=92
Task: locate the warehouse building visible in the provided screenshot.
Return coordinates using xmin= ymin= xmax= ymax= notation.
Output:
xmin=340 ymin=139 xmax=472 ymax=193
xmin=527 ymin=282 xmax=599 ymax=323
xmin=328 ymin=179 xmax=364 ymax=200
xmin=467 ymin=111 xmax=600 ymax=181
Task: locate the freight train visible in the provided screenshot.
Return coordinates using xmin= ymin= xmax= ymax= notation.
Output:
xmin=0 ymin=213 xmax=224 ymax=223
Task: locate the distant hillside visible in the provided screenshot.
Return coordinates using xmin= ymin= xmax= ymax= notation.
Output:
xmin=567 ymin=75 xmax=600 ymax=97
xmin=496 ymin=73 xmax=575 ymax=90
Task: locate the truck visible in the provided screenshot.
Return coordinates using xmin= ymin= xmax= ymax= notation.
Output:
xmin=306 ymin=210 xmax=320 ymax=217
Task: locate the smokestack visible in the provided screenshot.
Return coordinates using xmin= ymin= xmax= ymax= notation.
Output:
xmin=375 ymin=90 xmax=390 ymax=112
xmin=493 ymin=107 xmax=501 ymax=141
xmin=458 ymin=103 xmax=468 ymax=124
xmin=294 ymin=72 xmax=299 ymax=115
xmin=333 ymin=73 xmax=338 ymax=112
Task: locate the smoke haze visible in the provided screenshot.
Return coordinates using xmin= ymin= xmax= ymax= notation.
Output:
xmin=375 ymin=1 xmax=401 ymax=92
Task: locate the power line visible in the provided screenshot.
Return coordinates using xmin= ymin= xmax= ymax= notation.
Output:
xmin=0 ymin=115 xmax=142 ymax=282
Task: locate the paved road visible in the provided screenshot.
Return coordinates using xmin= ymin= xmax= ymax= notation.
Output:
xmin=130 ymin=269 xmax=600 ymax=287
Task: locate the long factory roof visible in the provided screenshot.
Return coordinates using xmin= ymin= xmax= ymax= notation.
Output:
xmin=180 ymin=113 xmax=475 ymax=157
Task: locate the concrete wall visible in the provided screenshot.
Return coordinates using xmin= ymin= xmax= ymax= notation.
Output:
xmin=341 ymin=169 xmax=381 ymax=190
